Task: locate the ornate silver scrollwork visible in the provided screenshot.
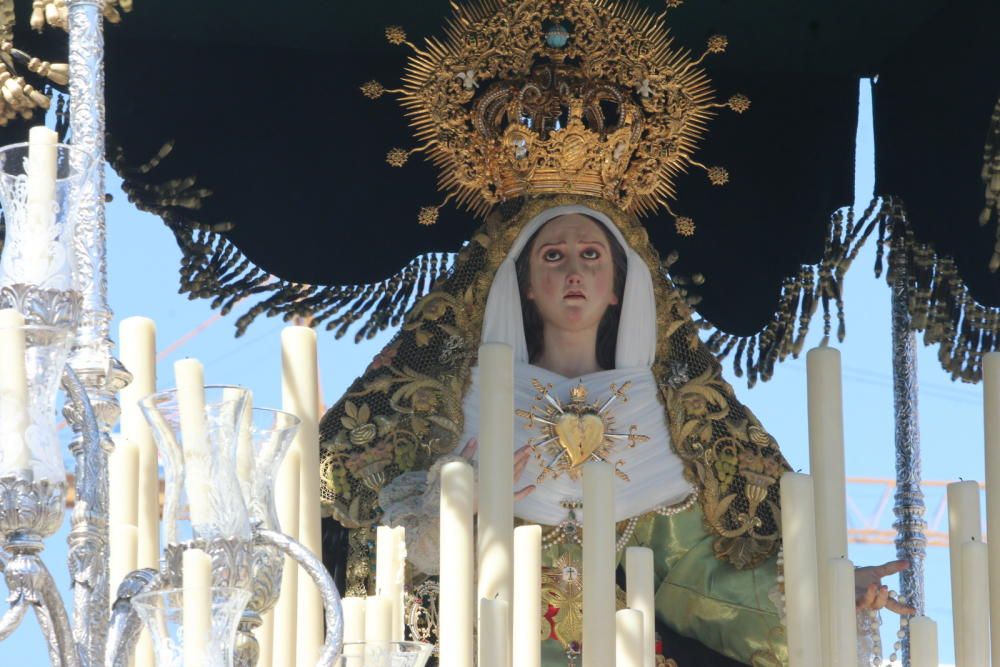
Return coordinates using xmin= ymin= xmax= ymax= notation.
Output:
xmin=0 ymin=285 xmax=82 ymax=328
xmin=162 ymin=537 xmax=254 ymax=591
xmin=104 ymin=569 xmax=161 ymax=667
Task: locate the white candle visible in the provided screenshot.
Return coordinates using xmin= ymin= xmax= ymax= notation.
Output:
xmin=779 ymin=472 xmax=823 ymax=667
xmin=479 ymin=598 xmax=510 ymax=667
xmin=982 ymin=351 xmax=1000 ymax=664
xmin=109 ymin=435 xmax=140 ymax=531
xmin=364 ymin=596 xmax=393 ymax=643
xmin=439 ymin=460 xmax=474 ymax=667
xmin=182 ymin=548 xmax=212 ymax=667
xmin=119 ymin=316 xmax=159 ymax=571
xmin=615 ymin=609 xmax=644 ymax=667
xmin=805 ymin=346 xmax=848 ymax=667
xmin=234 ymin=389 xmax=253 ymax=494
xmin=960 ymin=540 xmax=990 ymax=667
xmin=174 ymin=359 xmax=210 ymax=528
xmin=582 ymin=461 xmax=615 ymax=667
xmin=272 ymin=446 xmax=300 ymax=667
xmin=908 ymin=616 xmax=938 ymax=667
xmin=376 ymin=525 xmax=406 ymax=641
xmin=26 ymin=126 xmax=57 ymax=208
xmin=342 ymin=596 xmax=367 ymax=658
xmin=256 ymin=611 xmax=274 ymax=667
xmin=477 ymin=342 xmax=514 ymax=655
xmin=0 ymin=308 xmax=29 ymax=474
xmin=23 ymin=127 xmax=58 ymax=286
xmin=625 ymin=547 xmax=655 ymax=667
xmin=947 ymin=479 xmax=982 ymax=666
xmin=281 ymin=326 xmax=323 ymax=666
xmin=513 ymin=525 xmax=541 ymax=667
xmin=109 ymin=523 xmax=138 ymax=605
xmin=827 ymin=557 xmax=858 ymax=667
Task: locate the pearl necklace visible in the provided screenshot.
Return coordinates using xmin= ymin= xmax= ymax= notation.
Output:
xmin=540 ymin=491 xmax=699 ymax=553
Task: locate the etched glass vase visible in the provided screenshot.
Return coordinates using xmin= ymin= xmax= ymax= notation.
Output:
xmin=241 ymin=407 xmax=299 ymax=617
xmin=0 ymin=321 xmax=74 ymax=538
xmin=132 ymin=586 xmax=251 ymax=667
xmin=139 ymin=386 xmax=252 ymax=546
xmin=334 ymin=641 xmax=434 ymax=667
xmin=0 ymin=142 xmax=91 ymax=327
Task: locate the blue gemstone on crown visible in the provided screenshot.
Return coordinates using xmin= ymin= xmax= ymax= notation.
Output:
xmin=545 ymin=23 xmax=570 ymax=48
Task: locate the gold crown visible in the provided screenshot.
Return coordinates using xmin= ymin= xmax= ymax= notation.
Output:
xmin=365 ymin=0 xmax=748 ymax=226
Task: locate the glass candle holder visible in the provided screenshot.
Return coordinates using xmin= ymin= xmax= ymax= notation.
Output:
xmin=334 ymin=641 xmax=434 ymax=667
xmin=139 ymin=386 xmax=251 ymax=545
xmin=0 ymin=142 xmax=92 ymax=327
xmin=0 ymin=323 xmax=74 ymax=484
xmin=242 ymin=407 xmax=299 ymax=615
xmin=132 ymin=586 xmax=251 ymax=667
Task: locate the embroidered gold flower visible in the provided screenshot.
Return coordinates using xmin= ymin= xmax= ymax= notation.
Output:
xmin=341 ymin=401 xmax=377 ymax=446
xmin=345 ymin=440 xmax=394 ymax=479
xmin=681 ymin=392 xmax=708 ymax=416
xmin=411 ymin=388 xmax=438 ymax=414
xmin=368 ymin=342 xmax=400 ymax=372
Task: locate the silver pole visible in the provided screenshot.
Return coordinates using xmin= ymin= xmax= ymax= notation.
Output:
xmin=890 ymin=239 xmax=927 ymax=667
xmin=65 ymin=2 xmax=131 ymax=664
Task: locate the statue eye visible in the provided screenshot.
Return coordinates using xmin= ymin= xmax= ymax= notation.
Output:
xmin=581 ymin=247 xmax=600 ymax=260
xmin=543 ymin=249 xmax=563 ymax=261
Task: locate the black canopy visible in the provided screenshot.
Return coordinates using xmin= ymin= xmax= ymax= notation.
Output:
xmin=1 ymin=0 xmax=997 ymax=378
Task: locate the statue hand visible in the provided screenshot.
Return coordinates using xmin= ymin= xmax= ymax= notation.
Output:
xmin=459 ymin=438 xmax=536 ymax=502
xmin=854 ymin=559 xmax=916 ymax=615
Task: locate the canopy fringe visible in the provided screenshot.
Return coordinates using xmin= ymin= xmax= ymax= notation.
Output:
xmin=698 ymin=197 xmax=882 ymax=387
xmin=110 ymin=141 xmax=455 ymax=340
xmin=883 ymin=196 xmax=1000 ymax=383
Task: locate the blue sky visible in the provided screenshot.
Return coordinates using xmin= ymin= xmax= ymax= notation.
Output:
xmin=2 ymin=81 xmax=978 ymax=665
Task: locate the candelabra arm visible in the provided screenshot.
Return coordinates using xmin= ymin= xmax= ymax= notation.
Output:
xmin=0 ymin=599 xmax=28 ymax=641
xmin=36 ymin=583 xmax=78 ymax=667
xmin=62 ymin=365 xmax=101 ymax=449
xmin=3 ymin=547 xmax=80 ymax=667
xmin=104 ymin=569 xmax=161 ymax=667
xmin=254 ymin=529 xmax=343 ymax=666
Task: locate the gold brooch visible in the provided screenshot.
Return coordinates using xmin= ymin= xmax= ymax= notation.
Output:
xmin=516 ymin=380 xmax=648 ymax=483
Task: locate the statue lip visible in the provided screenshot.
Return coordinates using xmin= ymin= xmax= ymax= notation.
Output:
xmin=563 ymin=290 xmax=586 ymax=300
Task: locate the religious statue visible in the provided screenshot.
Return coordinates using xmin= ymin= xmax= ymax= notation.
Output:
xmin=318 ymin=2 xmax=908 ymax=664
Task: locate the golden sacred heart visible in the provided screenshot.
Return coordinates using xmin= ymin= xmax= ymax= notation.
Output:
xmin=517 ymin=379 xmax=646 ymax=483
xmin=553 ymin=411 xmax=606 ymax=468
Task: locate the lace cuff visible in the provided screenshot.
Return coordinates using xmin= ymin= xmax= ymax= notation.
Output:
xmin=378 ymin=455 xmax=470 ymax=575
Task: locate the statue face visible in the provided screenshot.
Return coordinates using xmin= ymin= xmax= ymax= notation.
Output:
xmin=525 ymin=214 xmax=619 ymax=335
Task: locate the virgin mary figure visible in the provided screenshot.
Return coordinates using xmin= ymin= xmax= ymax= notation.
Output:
xmin=322 ymin=194 xmax=791 ymax=665
xmin=318 ymin=2 xmax=906 ymax=664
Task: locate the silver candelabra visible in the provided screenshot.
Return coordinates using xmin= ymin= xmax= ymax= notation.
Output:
xmin=0 ymin=2 xmax=344 ymax=665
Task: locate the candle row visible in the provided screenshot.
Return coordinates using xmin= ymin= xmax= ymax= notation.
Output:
xmin=108 ymin=318 xmax=325 ymax=666
xmin=784 ymin=347 xmax=940 ymax=667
